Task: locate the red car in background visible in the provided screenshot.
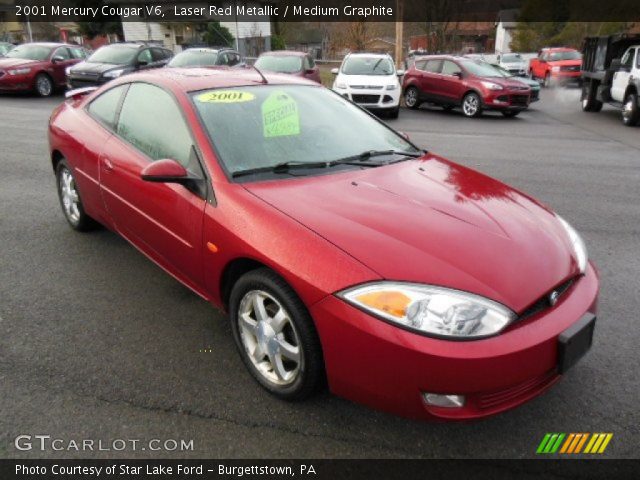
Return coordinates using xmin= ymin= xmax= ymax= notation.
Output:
xmin=529 ymin=48 xmax=582 ymax=87
xmin=254 ymin=50 xmax=321 ymax=83
xmin=402 ymin=56 xmax=532 ymax=117
xmin=0 ymin=42 xmax=87 ymax=96
xmin=48 ymin=68 xmax=597 ymax=420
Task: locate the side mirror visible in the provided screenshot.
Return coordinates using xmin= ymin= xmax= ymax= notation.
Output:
xmin=453 ymin=71 xmax=463 ymax=78
xmin=331 ymin=68 xmax=339 ymax=75
xmin=52 ymin=55 xmax=65 ymax=63
xmin=396 ymin=69 xmax=405 ymax=76
xmin=305 ymin=69 xmax=315 ymax=74
xmin=138 ymin=60 xmax=148 ymax=67
xmin=141 ymin=159 xmax=189 ymax=184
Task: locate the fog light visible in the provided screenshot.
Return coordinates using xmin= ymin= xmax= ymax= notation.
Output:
xmin=423 ymin=393 xmax=465 ymax=408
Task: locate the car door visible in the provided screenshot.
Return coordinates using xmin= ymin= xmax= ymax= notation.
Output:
xmin=611 ymin=48 xmax=636 ymax=102
xmin=438 ymin=60 xmax=465 ymax=103
xmin=99 ymin=82 xmax=207 ymax=292
xmin=50 ymin=47 xmax=76 ymax=86
xmin=419 ymin=59 xmax=443 ymax=100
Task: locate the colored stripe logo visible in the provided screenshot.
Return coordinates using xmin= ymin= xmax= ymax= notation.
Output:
xmin=536 ymin=433 xmax=612 ymax=454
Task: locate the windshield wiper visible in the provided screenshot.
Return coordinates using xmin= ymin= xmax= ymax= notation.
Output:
xmin=231 ymin=150 xmax=424 ymax=179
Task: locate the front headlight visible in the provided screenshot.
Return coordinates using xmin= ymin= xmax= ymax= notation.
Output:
xmin=480 ymin=81 xmax=503 ymax=91
xmin=65 ymin=66 xmax=72 ymax=76
xmin=339 ymin=282 xmax=516 ymax=339
xmin=103 ymin=69 xmax=124 ymax=79
xmin=386 ymin=84 xmax=398 ymax=90
xmin=8 ymin=67 xmax=31 ymax=76
xmin=556 ymin=215 xmax=588 ymax=274
xmin=551 ymin=66 xmax=561 ymax=72
xmin=335 ymin=82 xmax=347 ymax=89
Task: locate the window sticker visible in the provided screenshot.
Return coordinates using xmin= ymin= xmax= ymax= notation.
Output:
xmin=197 ymin=90 xmax=256 ymax=103
xmin=261 ymin=91 xmax=300 ymax=138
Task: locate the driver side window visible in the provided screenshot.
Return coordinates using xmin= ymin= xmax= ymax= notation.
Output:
xmin=621 ymin=49 xmax=634 ymax=68
xmin=137 ymin=49 xmax=152 ymax=64
xmin=116 ymin=83 xmax=194 ymax=167
xmin=53 ymin=47 xmax=71 ymax=60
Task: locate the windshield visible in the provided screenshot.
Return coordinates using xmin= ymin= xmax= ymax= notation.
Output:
xmin=460 ymin=60 xmax=502 ymax=77
xmin=549 ymin=50 xmax=581 ymax=61
xmin=5 ymin=44 xmax=52 ymax=61
xmin=254 ymin=55 xmax=302 ymax=73
xmin=491 ymin=64 xmax=513 ymax=77
xmin=168 ymin=50 xmax=218 ymax=67
xmin=0 ymin=44 xmax=13 ymax=55
xmin=88 ymin=45 xmax=137 ymax=65
xmin=342 ymin=56 xmax=394 ymax=75
xmin=501 ymin=54 xmax=522 ymax=63
xmin=192 ymin=85 xmax=417 ymax=178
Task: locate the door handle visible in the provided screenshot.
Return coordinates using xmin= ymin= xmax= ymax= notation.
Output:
xmin=102 ymin=157 xmax=114 ymax=171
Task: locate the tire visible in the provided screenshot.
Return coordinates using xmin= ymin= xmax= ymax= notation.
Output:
xmin=34 ymin=73 xmax=54 ymax=97
xmin=461 ymin=92 xmax=482 ymax=117
xmin=501 ymin=110 xmax=520 ymax=117
xmin=581 ymin=82 xmax=602 ymax=112
xmin=387 ymin=105 xmax=400 ymax=119
xmin=229 ymin=268 xmax=324 ymax=401
xmin=543 ymin=73 xmax=552 ymax=88
xmin=404 ymin=86 xmax=421 ymax=109
xmin=622 ymin=92 xmax=639 ymax=127
xmin=55 ymin=159 xmax=97 ymax=231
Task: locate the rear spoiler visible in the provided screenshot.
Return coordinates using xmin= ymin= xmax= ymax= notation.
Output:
xmin=65 ymin=86 xmax=98 ymax=100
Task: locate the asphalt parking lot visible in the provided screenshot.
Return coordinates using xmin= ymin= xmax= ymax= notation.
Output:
xmin=1 ymin=88 xmax=639 ymax=459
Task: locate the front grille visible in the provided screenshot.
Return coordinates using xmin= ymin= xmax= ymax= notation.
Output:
xmin=351 ymin=94 xmax=380 ymax=104
xmin=477 ymin=371 xmax=557 ymax=410
xmin=510 ymin=94 xmax=530 ymax=107
xmin=69 ymin=78 xmax=100 ymax=88
xmin=519 ymin=278 xmax=575 ymax=320
xmin=561 ymin=65 xmax=580 ymax=72
xmin=350 ymin=85 xmax=383 ymax=90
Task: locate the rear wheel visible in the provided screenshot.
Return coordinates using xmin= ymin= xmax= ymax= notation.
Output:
xmin=35 ymin=73 xmax=53 ymax=97
xmin=404 ymin=86 xmax=421 ymax=109
xmin=461 ymin=92 xmax=482 ymax=117
xmin=581 ymin=82 xmax=602 ymax=112
xmin=622 ymin=92 xmax=639 ymax=126
xmin=55 ymin=159 xmax=97 ymax=231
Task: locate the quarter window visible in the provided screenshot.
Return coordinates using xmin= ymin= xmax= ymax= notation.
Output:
xmin=87 ymin=85 xmax=128 ymax=129
xmin=69 ymin=47 xmax=87 ymax=59
xmin=116 ymin=83 xmax=193 ymax=166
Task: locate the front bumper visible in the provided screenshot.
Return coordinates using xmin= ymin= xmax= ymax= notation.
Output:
xmin=310 ymin=263 xmax=598 ymax=420
xmin=482 ymin=89 xmax=531 ymax=111
xmin=550 ymin=70 xmax=582 ymax=85
xmin=335 ymin=87 xmax=401 ymax=110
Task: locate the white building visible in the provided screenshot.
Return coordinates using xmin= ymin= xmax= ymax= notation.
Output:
xmin=494 ymin=9 xmax=519 ymax=55
xmin=115 ymin=1 xmax=271 ymax=55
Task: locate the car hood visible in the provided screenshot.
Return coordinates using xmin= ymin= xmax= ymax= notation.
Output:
xmin=244 ymin=156 xmax=579 ymax=312
xmin=490 ymin=76 xmax=531 ymax=90
xmin=502 ymin=62 xmax=526 ymax=69
xmin=0 ymin=58 xmax=40 ymax=68
xmin=513 ymin=77 xmax=540 ymax=88
xmin=340 ymin=73 xmax=397 ymax=87
xmin=70 ymin=61 xmax=123 ymax=74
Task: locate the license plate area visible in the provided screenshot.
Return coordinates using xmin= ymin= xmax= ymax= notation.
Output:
xmin=557 ymin=313 xmax=596 ymax=374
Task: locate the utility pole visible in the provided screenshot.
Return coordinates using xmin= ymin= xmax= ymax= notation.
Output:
xmin=394 ymin=0 xmax=404 ymax=68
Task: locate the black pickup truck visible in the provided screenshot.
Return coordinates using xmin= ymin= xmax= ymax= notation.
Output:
xmin=581 ymin=33 xmax=640 ymax=126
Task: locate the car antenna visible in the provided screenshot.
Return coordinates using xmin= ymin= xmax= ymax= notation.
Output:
xmin=250 ymin=64 xmax=268 ymax=84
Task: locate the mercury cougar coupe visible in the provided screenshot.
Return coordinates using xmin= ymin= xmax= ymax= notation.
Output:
xmin=48 ymin=68 xmax=598 ymax=420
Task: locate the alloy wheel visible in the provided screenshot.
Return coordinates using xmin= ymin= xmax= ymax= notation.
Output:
xmin=462 ymin=94 xmax=479 ymax=117
xmin=237 ymin=290 xmax=303 ymax=386
xmin=405 ymin=88 xmax=418 ymax=108
xmin=59 ymin=167 xmax=81 ymax=224
xmin=36 ymin=75 xmax=52 ymax=97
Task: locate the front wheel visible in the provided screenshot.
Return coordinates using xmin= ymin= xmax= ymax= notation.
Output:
xmin=55 ymin=159 xmax=97 ymax=231
xmin=229 ymin=268 xmax=324 ymax=400
xmin=622 ymin=92 xmax=639 ymax=126
xmin=543 ymin=73 xmax=553 ymax=88
xmin=35 ymin=73 xmax=54 ymax=97
xmin=461 ymin=92 xmax=482 ymax=117
xmin=404 ymin=86 xmax=421 ymax=109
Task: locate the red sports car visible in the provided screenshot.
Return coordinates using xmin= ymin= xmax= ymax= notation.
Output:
xmin=48 ymin=68 xmax=598 ymax=420
xmin=0 ymin=42 xmax=87 ymax=96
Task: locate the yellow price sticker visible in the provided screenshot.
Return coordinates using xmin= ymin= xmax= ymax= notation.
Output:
xmin=197 ymin=90 xmax=256 ymax=103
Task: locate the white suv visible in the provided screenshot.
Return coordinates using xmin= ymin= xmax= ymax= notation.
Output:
xmin=332 ymin=53 xmax=404 ymax=118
